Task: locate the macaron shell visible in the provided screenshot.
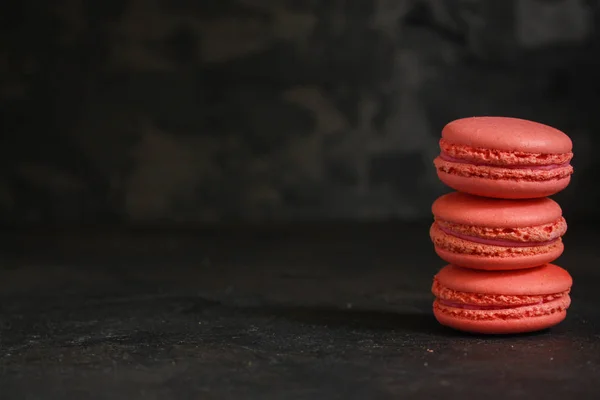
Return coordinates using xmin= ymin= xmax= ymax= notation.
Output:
xmin=433 ymin=306 xmax=567 ymax=335
xmin=434 ymin=244 xmax=564 ymax=270
xmin=437 ymin=169 xmax=571 ymax=199
xmin=432 ymin=191 xmax=562 ymax=228
xmin=434 ymin=264 xmax=572 ymax=296
xmin=442 ymin=117 xmax=573 ymax=154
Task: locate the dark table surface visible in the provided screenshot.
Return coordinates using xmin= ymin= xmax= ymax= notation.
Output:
xmin=1 ymin=222 xmax=599 ymax=399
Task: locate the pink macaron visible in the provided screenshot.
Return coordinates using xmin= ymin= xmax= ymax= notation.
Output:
xmin=430 ymin=192 xmax=566 ymax=270
xmin=433 ymin=116 xmax=574 ymax=199
xmin=432 ymin=263 xmax=572 ymax=334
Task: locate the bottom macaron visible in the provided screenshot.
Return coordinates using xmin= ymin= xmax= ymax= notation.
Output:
xmin=432 ymin=264 xmax=572 ymax=334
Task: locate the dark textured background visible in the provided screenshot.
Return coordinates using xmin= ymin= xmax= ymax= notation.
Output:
xmin=2 ymin=0 xmax=600 ymax=226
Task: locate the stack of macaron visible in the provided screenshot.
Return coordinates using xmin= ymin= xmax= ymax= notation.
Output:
xmin=430 ymin=116 xmax=574 ymax=334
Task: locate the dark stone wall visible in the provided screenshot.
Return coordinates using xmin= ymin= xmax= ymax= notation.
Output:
xmin=1 ymin=0 xmax=600 ymax=225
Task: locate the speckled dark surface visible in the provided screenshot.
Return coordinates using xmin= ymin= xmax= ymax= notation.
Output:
xmin=1 ymin=223 xmax=599 ymax=399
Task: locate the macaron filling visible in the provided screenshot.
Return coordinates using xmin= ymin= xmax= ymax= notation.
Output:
xmin=439 ymin=139 xmax=573 ymax=167
xmin=439 ymin=152 xmax=570 ymax=171
xmin=432 ymin=278 xmax=571 ymax=319
xmin=434 ymin=157 xmax=573 ymax=182
xmin=432 ymin=278 xmax=568 ymax=308
xmin=433 ymin=296 xmax=571 ymax=320
xmin=433 ymin=216 xmax=566 ymax=247
xmin=437 ymin=299 xmax=544 ymax=310
xmin=435 ymin=223 xmax=559 ymax=247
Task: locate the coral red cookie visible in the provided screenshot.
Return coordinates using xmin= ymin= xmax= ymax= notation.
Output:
xmin=432 ymin=264 xmax=572 ymax=334
xmin=430 ymin=192 xmax=566 ymax=270
xmin=433 ymin=116 xmax=574 ymax=199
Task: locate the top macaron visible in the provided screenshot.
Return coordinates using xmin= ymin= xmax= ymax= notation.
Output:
xmin=433 ymin=116 xmax=574 ymax=199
